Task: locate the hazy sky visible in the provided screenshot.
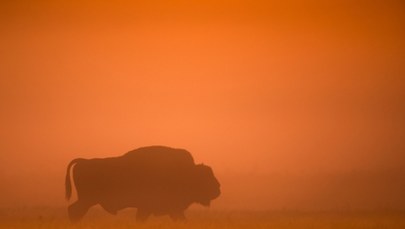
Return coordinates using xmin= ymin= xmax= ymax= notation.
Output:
xmin=0 ymin=1 xmax=404 ymax=209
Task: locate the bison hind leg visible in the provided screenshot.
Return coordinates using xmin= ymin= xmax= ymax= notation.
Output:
xmin=68 ymin=200 xmax=92 ymax=223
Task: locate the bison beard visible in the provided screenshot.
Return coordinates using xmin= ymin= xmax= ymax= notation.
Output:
xmin=65 ymin=146 xmax=221 ymax=222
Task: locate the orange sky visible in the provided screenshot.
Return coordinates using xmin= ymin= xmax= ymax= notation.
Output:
xmin=0 ymin=1 xmax=404 ymax=209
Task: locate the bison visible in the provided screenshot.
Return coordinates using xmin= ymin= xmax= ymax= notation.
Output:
xmin=65 ymin=146 xmax=221 ymax=222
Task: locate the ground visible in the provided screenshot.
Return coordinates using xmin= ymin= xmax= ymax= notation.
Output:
xmin=0 ymin=207 xmax=404 ymax=229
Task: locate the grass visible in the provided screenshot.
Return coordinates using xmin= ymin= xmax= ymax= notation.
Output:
xmin=0 ymin=207 xmax=404 ymax=229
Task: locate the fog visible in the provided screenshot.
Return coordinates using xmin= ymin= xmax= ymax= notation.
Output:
xmin=1 ymin=0 xmax=404 ymax=211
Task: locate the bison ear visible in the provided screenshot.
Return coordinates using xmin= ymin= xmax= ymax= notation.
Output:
xmin=194 ymin=164 xmax=213 ymax=178
xmin=195 ymin=163 xmax=209 ymax=171
xmin=194 ymin=164 xmax=204 ymax=175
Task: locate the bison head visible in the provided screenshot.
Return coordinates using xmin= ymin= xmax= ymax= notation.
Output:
xmin=192 ymin=164 xmax=221 ymax=206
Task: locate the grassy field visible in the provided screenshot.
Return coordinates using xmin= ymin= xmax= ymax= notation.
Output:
xmin=0 ymin=207 xmax=404 ymax=229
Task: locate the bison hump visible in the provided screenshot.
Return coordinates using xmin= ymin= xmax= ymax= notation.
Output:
xmin=123 ymin=146 xmax=195 ymax=167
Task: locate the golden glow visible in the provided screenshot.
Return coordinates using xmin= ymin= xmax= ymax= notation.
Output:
xmin=0 ymin=0 xmax=404 ymax=210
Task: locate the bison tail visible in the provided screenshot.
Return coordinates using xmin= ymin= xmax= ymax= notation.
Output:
xmin=65 ymin=158 xmax=85 ymax=201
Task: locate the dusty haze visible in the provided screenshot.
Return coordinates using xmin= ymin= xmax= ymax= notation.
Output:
xmin=1 ymin=0 xmax=405 ymax=211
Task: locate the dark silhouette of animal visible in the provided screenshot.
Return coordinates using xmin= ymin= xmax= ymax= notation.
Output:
xmin=65 ymin=146 xmax=221 ymax=222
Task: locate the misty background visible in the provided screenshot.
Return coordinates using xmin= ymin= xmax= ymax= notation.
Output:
xmin=1 ymin=1 xmax=404 ymax=211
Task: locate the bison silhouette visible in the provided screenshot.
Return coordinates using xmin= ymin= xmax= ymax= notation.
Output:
xmin=65 ymin=146 xmax=221 ymax=222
